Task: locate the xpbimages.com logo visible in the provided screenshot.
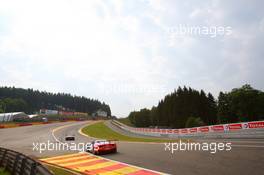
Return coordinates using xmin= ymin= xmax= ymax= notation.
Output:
xmin=32 ymin=140 xmax=93 ymax=153
xmin=166 ymin=24 xmax=232 ymax=38
xmin=164 ymin=140 xmax=232 ymax=154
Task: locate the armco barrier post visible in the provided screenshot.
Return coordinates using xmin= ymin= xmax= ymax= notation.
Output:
xmin=30 ymin=162 xmax=37 ymax=175
xmin=0 ymin=149 xmax=7 ymax=166
xmin=12 ymin=153 xmax=20 ymax=174
xmin=0 ymin=147 xmax=54 ymax=175
xmin=20 ymin=157 xmax=27 ymax=175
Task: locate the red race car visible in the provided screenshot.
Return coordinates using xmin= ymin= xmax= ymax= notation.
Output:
xmin=87 ymin=140 xmax=117 ymax=155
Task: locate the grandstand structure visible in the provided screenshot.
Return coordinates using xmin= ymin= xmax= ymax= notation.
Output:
xmin=0 ymin=112 xmax=29 ymax=122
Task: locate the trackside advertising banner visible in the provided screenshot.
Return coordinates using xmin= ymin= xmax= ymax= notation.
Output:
xmin=121 ymin=120 xmax=264 ymax=135
xmin=247 ymin=121 xmax=264 ymax=128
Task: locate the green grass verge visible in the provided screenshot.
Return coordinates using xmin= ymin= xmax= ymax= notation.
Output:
xmin=0 ymin=168 xmax=10 ymax=175
xmin=82 ymin=122 xmax=180 ymax=143
xmin=117 ymin=118 xmax=134 ymax=127
xmin=46 ymin=165 xmax=78 ymax=175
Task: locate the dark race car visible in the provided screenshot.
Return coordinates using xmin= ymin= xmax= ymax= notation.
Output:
xmin=65 ymin=134 xmax=75 ymax=141
xmin=87 ymin=140 xmax=117 ymax=155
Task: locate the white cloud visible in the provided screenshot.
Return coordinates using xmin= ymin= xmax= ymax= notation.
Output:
xmin=0 ymin=0 xmax=263 ymax=117
xmin=0 ymin=0 xmax=169 ymax=117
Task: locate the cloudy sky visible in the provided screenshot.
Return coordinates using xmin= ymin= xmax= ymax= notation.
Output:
xmin=0 ymin=0 xmax=263 ymax=117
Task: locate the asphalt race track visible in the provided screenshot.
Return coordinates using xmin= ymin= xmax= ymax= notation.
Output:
xmin=0 ymin=121 xmax=264 ymax=175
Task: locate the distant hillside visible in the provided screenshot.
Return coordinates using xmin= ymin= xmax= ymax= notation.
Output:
xmin=0 ymin=86 xmax=111 ymax=115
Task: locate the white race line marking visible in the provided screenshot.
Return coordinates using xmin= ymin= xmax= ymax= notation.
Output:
xmin=51 ymin=122 xmax=84 ymax=144
xmin=52 ymin=122 xmax=168 ymax=175
xmin=78 ymin=123 xmax=171 ymax=145
xmin=78 ymin=127 xmax=164 ymax=145
xmin=83 ymin=152 xmax=169 ymax=175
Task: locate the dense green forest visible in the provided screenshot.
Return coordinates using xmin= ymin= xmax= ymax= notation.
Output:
xmin=128 ymin=84 xmax=264 ymax=128
xmin=0 ymin=86 xmax=111 ymax=115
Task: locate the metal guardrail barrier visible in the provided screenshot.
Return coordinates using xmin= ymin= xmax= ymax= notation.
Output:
xmin=0 ymin=147 xmax=53 ymax=175
xmin=112 ymin=120 xmax=264 ymax=139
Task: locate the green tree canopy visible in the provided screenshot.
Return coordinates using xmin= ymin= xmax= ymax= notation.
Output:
xmin=0 ymin=86 xmax=111 ymax=115
xmin=128 ymin=84 xmax=264 ymax=128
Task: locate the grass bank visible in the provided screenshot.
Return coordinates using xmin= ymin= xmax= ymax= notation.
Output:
xmin=117 ymin=118 xmax=134 ymax=127
xmin=0 ymin=168 xmax=10 ymax=175
xmin=81 ymin=121 xmax=179 ymax=143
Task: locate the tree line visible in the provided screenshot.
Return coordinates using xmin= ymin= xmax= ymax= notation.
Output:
xmin=128 ymin=84 xmax=264 ymax=128
xmin=0 ymin=86 xmax=111 ymax=116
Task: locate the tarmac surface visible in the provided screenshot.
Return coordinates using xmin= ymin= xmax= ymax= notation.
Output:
xmin=0 ymin=120 xmax=264 ymax=175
